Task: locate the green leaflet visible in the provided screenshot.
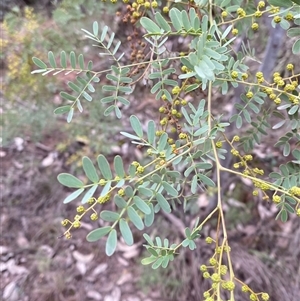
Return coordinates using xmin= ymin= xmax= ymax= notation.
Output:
xmin=57 ymin=173 xmax=83 ymax=188
xmin=82 ymin=156 xmax=99 ymax=183
xmin=63 ymin=188 xmax=85 ymax=204
xmin=106 ymin=229 xmax=117 ymax=256
xmin=127 ymin=206 xmax=144 ymax=230
xmin=133 ymin=196 xmax=151 ymax=215
xmin=32 ymin=57 xmax=47 ymax=69
xmin=86 ymin=226 xmax=111 ymax=242
xmin=119 ymin=219 xmax=134 ymax=246
xmin=140 ymin=17 xmax=161 ymax=34
xmin=100 ymin=210 xmax=120 ymax=222
xmin=97 ymin=154 xmax=112 ymax=180
xmin=81 ymin=185 xmax=98 ymax=204
xmin=156 ymin=193 xmax=171 ymax=213
xmin=114 ymin=155 xmax=125 ymax=178
xmin=130 ymin=115 xmax=143 ymax=138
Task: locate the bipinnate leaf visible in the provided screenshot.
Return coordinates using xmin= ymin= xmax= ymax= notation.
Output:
xmin=144 ymin=203 xmax=155 ymax=227
xmin=114 ymin=155 xmax=125 ymax=178
xmin=130 ymin=115 xmax=143 ymax=137
xmin=100 ymin=210 xmax=120 ymax=222
xmin=287 ymin=28 xmax=300 ymax=38
xmin=60 ymin=92 xmax=76 ymax=101
xmin=114 ymin=195 xmax=127 ymax=209
xmin=147 ymin=120 xmax=156 ymax=145
xmin=63 ymin=188 xmax=84 ymax=204
xmin=169 ymin=8 xmax=183 ymax=31
xmin=82 ymin=156 xmax=99 ymax=183
xmin=292 ymin=39 xmax=300 ymax=54
xmin=68 ymin=81 xmax=81 ymax=93
xmin=162 ymin=181 xmax=178 ymax=196
xmin=78 ymin=54 xmax=84 ymax=69
xmin=107 ymin=32 xmax=115 ymax=49
xmin=86 ymin=226 xmax=111 ymax=242
xmin=57 ymin=173 xmax=84 ymax=188
xmin=155 ymin=12 xmax=171 ymax=32
xmin=268 ymin=0 xmax=293 ymax=7
xmin=48 ymin=51 xmax=57 ymax=68
xmin=54 ymin=106 xmax=71 ymax=115
xmin=106 ymin=229 xmax=117 ymax=256
xmin=127 ymin=206 xmax=144 ymax=230
xmin=147 ymin=247 xmax=158 ymax=257
xmin=143 ymin=233 xmax=154 ymax=246
xmin=191 ymin=174 xmax=198 ymax=194
xmin=93 ymin=21 xmax=99 ymax=36
xmin=101 ymin=25 xmax=108 ymax=42
xmin=116 ymin=100 xmax=125 ymax=115
xmin=67 ymin=108 xmax=74 ymax=123
xmin=119 ymin=219 xmax=134 ymax=245
xmin=120 ymin=131 xmax=142 ymax=141
xmin=133 ymin=196 xmax=151 ymax=214
xmin=156 ymin=193 xmax=171 ymax=213
xmin=152 ymin=257 xmax=164 ymax=269
xmin=198 ymin=174 xmax=215 ymax=187
xmin=157 ymin=133 xmax=168 ymax=152
xmin=81 ymin=185 xmax=98 ymax=204
xmin=32 ymin=57 xmax=47 ymax=69
xmin=140 ymin=17 xmax=161 ymax=33
xmin=70 ymin=51 xmax=76 ymax=69
xmin=97 ymin=154 xmax=112 ymax=180
xmin=141 ymin=256 xmax=157 ymax=265
xmin=60 ymin=50 xmax=67 ymax=68
xmin=138 ymin=187 xmax=153 ymax=198
xmin=100 ymin=181 xmax=112 ymax=197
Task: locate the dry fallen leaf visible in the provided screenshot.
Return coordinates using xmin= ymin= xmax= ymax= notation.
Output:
xmin=3 ymin=281 xmax=20 ymax=301
xmin=91 ymin=263 xmax=108 ymax=277
xmin=86 ymin=290 xmax=102 ymax=300
xmin=5 ymin=259 xmax=29 ymax=275
xmin=104 ymin=287 xmax=121 ymax=301
xmin=72 ymin=250 xmax=94 ymax=264
xmin=76 ymin=261 xmax=87 ymax=275
xmin=116 ymin=272 xmax=132 ymax=285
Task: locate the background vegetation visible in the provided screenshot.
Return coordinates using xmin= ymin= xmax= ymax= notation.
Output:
xmin=1 ymin=1 xmax=300 ymax=301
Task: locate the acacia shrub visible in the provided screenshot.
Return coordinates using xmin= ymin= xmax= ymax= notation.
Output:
xmin=32 ymin=0 xmax=300 ymax=300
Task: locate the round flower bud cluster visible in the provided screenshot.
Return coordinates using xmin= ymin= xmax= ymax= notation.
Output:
xmin=256 ymin=71 xmax=264 ymax=83
xmin=90 ymin=213 xmax=98 ymax=221
xmin=205 ymin=237 xmax=214 ymax=244
xmin=232 ymin=28 xmax=238 ymax=35
xmin=273 ymin=16 xmax=281 ymax=23
xmin=222 ymin=280 xmax=235 ymax=291
xmin=163 ymin=6 xmax=169 ymax=13
xmin=254 ymin=11 xmax=262 ymax=18
xmin=231 ymin=71 xmax=239 ymax=79
xmin=272 ymin=195 xmax=281 ymax=203
xmin=172 ymin=86 xmax=181 ymax=95
xmin=246 ymin=91 xmax=254 ymax=99
xmin=251 ymin=23 xmax=259 ymax=30
xmin=257 ymin=1 xmax=265 ymax=8
xmin=261 ymin=293 xmax=270 ymax=300
xmin=216 ymin=141 xmax=223 ymax=148
xmin=231 ymin=149 xmax=239 ymax=156
xmin=237 ymin=8 xmax=246 ymax=18
xmin=209 ymin=257 xmax=217 ymax=266
xmin=222 ymin=11 xmax=228 ymax=18
xmin=289 ymin=186 xmax=300 ymax=196
xmin=285 ymin=13 xmax=294 ymax=21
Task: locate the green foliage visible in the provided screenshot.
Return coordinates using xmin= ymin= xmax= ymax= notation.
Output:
xmin=32 ymin=23 xmax=133 ymax=120
xmin=32 ymin=0 xmax=300 ymax=300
